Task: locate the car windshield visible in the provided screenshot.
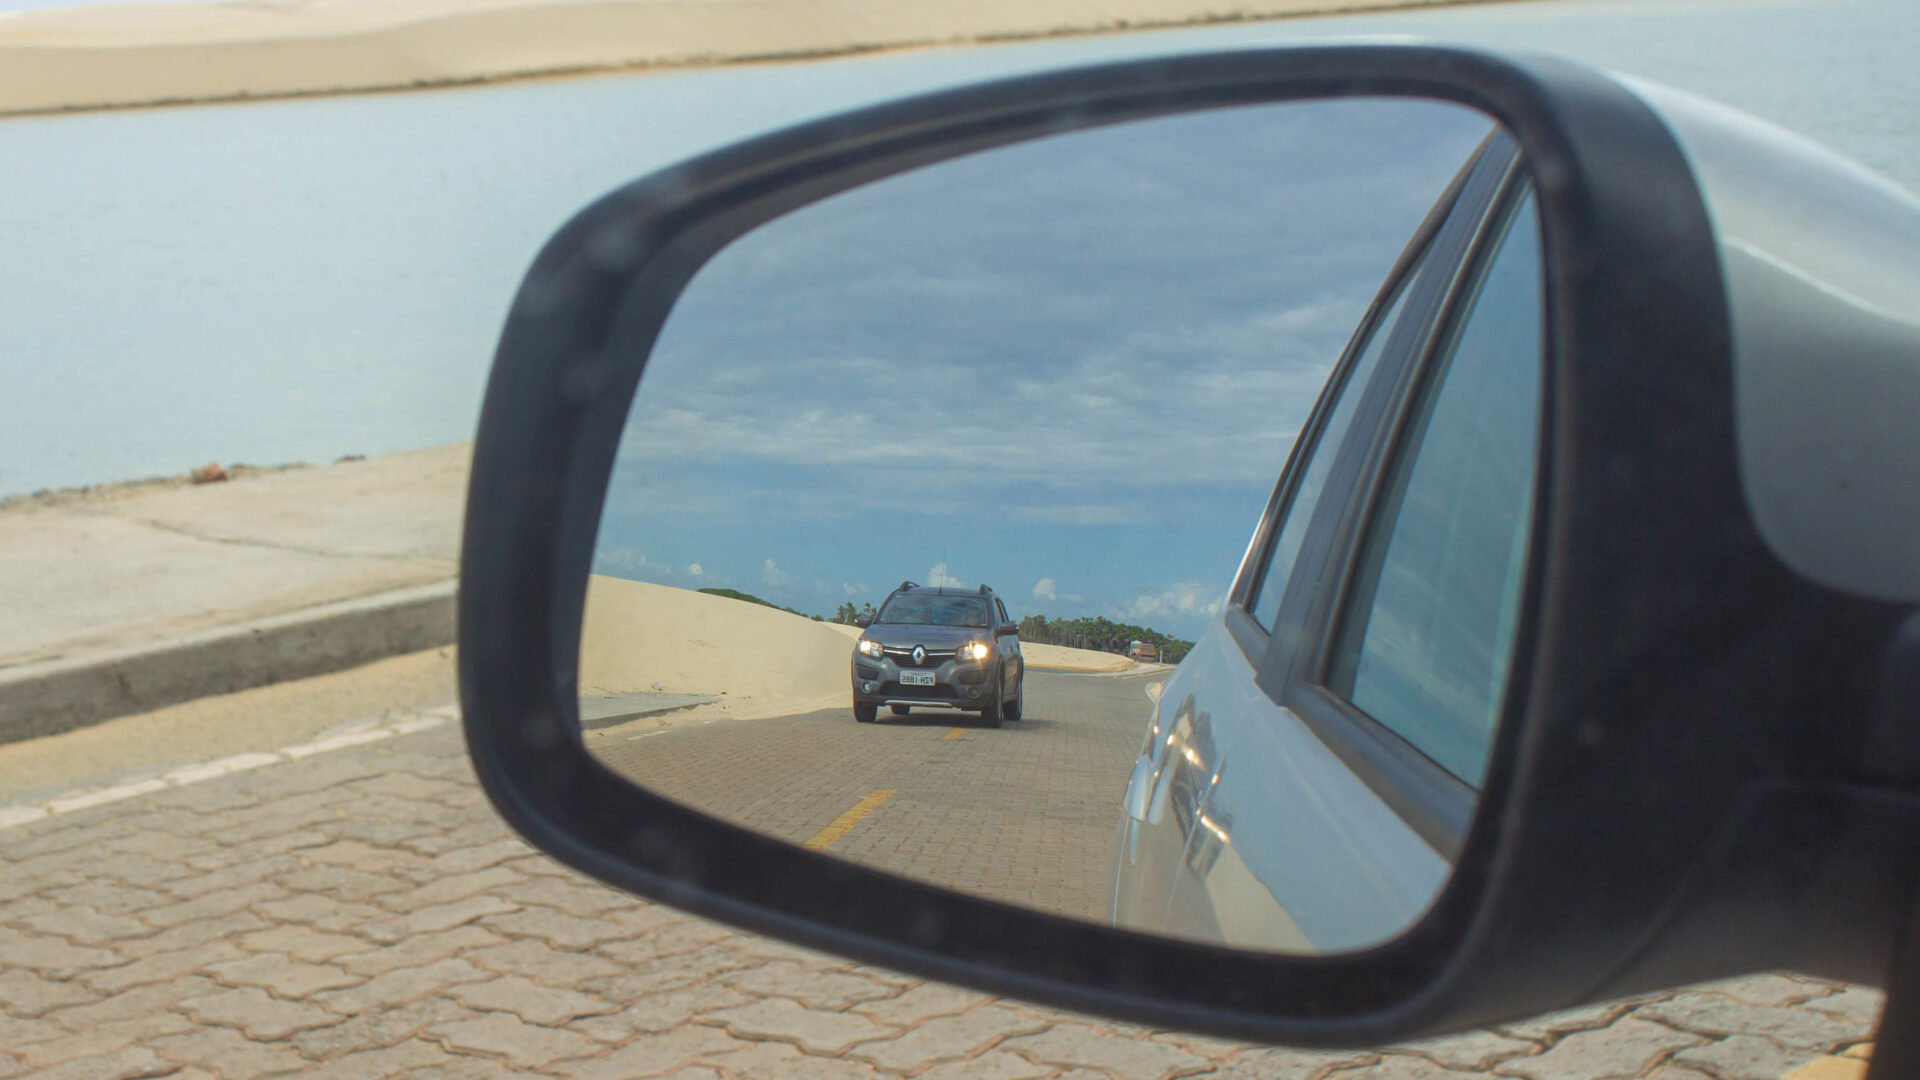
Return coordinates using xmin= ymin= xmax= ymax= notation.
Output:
xmin=876 ymin=595 xmax=991 ymax=628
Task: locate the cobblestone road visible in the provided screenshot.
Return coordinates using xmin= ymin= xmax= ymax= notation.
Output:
xmin=1 ymin=703 xmax=1884 ymax=1079
xmin=589 ymin=671 xmax=1147 ymax=922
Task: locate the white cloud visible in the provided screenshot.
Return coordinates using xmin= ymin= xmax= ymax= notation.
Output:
xmin=1029 ymin=577 xmax=1083 ymax=606
xmin=595 ymin=547 xmax=647 ymax=574
xmin=1121 ymin=582 xmax=1225 ymax=622
xmin=843 ymin=582 xmax=869 ymax=597
xmin=1014 ymin=503 xmax=1140 ymax=526
xmin=763 ymin=558 xmax=791 ymax=587
xmin=687 ymin=563 xmax=704 ymax=577
xmin=928 ymin=562 xmax=964 ymax=588
xmin=610 ymin=311 xmax=1335 ymax=503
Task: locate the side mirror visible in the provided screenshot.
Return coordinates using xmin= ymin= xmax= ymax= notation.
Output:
xmin=461 ymin=44 xmax=1920 ymax=1054
xmin=853 ymin=614 xmax=871 ymax=628
xmin=995 ymin=624 xmax=1017 ymax=637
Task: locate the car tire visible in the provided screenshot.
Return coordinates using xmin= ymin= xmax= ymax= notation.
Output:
xmin=979 ymin=682 xmax=1003 ymax=728
xmin=854 ymin=701 xmax=877 ymax=723
xmin=890 ymin=704 xmax=911 ymax=717
xmin=1004 ymin=676 xmax=1023 ymax=722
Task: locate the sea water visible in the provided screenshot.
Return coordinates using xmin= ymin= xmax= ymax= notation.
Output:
xmin=0 ymin=0 xmax=1913 ymax=497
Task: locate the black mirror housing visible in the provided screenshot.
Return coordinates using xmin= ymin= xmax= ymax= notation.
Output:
xmin=459 ymin=44 xmax=1920 ymax=1048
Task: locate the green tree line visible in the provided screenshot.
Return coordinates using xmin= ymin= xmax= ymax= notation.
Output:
xmin=707 ymin=589 xmax=1190 ymax=662
xmin=696 ymin=587 xmax=822 ymax=621
xmin=1016 ymin=614 xmax=1193 ymax=663
xmin=830 ymin=601 xmax=877 ymax=625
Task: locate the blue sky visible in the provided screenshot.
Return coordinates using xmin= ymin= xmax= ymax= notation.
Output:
xmin=592 ymin=97 xmax=1492 ymax=639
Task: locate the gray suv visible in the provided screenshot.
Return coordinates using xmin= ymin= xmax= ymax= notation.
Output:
xmin=851 ymin=582 xmax=1025 ymax=727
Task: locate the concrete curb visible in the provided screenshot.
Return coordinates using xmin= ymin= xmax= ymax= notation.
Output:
xmin=0 ymin=581 xmax=455 ymax=746
xmin=580 ymin=692 xmax=720 ymax=730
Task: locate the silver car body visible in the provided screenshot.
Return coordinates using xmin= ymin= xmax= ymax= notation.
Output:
xmin=1108 ymin=70 xmax=1920 ymax=952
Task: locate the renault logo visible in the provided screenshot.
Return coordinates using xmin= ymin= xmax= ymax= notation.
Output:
xmin=912 ymin=645 xmax=926 ymax=666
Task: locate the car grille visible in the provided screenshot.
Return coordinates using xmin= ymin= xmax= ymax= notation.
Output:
xmin=881 ymin=645 xmax=957 ymax=667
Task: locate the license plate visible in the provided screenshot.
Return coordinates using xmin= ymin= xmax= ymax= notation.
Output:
xmin=899 ymin=670 xmax=936 ymax=686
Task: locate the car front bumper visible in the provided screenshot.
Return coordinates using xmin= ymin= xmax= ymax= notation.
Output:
xmin=852 ymin=654 xmax=991 ymax=709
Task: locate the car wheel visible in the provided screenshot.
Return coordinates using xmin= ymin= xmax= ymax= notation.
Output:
xmin=890 ymin=704 xmax=911 ymax=717
xmin=1004 ymin=675 xmax=1023 ymax=722
xmin=854 ymin=701 xmax=877 ymax=723
xmin=978 ymin=681 xmax=1003 ymax=728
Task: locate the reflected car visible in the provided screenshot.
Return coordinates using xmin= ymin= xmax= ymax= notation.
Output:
xmin=1111 ymin=126 xmax=1541 ymax=952
xmin=852 ymin=581 xmax=1026 ymax=727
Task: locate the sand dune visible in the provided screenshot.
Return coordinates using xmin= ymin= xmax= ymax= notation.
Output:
xmin=1 ymin=0 xmax=1467 ymax=116
xmin=578 ymin=575 xmax=1145 ymax=726
xmin=580 ymin=575 xmax=860 ymax=722
xmin=1021 ymin=641 xmax=1141 ymax=674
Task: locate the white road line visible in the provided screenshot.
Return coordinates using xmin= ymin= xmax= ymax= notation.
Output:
xmin=162 ymin=752 xmax=280 ymax=785
xmin=45 ymin=778 xmax=170 ymax=814
xmin=0 ymin=704 xmax=459 ymax=834
xmin=0 ymin=805 xmax=50 ymax=828
xmin=281 ymin=727 xmax=393 ymax=759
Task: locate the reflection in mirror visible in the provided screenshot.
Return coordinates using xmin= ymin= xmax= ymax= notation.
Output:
xmin=581 ymin=97 xmax=1541 ymax=954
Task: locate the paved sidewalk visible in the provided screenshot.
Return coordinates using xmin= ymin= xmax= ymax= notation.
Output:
xmin=0 ymin=444 xmax=465 ymax=671
xmin=0 ymin=445 xmax=467 ymax=740
xmin=0 ymin=701 xmax=1883 ymax=1080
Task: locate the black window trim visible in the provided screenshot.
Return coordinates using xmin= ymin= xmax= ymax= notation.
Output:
xmin=1257 ymin=138 xmax=1533 ymax=858
xmin=1223 ymin=134 xmax=1488 ymax=667
xmin=1225 ymin=233 xmax=1436 ymax=667
xmin=1223 ymin=605 xmax=1268 ymax=667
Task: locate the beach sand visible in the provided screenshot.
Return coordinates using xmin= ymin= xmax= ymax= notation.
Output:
xmin=579 ymin=574 xmax=1146 ymax=737
xmin=580 ymin=574 xmax=864 ymax=726
xmin=0 ymin=0 xmax=1481 ymax=116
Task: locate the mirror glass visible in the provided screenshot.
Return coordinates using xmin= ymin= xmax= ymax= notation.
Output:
xmin=581 ymin=97 xmax=1544 ymax=954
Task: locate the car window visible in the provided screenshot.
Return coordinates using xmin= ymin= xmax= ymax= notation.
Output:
xmin=1329 ymin=185 xmax=1543 ymax=788
xmin=877 ymin=594 xmax=991 ymax=628
xmin=1248 ymin=242 xmax=1431 ymax=629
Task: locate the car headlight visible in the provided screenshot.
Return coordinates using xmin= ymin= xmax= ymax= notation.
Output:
xmin=961 ymin=641 xmax=991 ymax=662
xmin=857 ymin=639 xmax=884 ymax=658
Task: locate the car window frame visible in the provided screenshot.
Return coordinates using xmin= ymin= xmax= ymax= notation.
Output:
xmin=1328 ymin=181 xmax=1544 ymax=790
xmin=1241 ymin=241 xmax=1433 ymax=640
xmin=1223 ymin=136 xmax=1491 ymax=667
xmin=1248 ymin=134 xmax=1533 ymax=859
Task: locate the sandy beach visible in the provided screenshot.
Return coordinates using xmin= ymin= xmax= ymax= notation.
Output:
xmin=0 ymin=0 xmax=1484 ymax=116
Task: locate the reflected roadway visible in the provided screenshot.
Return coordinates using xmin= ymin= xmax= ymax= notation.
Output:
xmin=587 ymin=669 xmax=1156 ymax=922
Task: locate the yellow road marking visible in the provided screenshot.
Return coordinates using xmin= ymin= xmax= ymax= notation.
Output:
xmin=944 ymin=728 xmax=965 ymax=740
xmin=1784 ymin=1055 xmax=1869 ymax=1080
xmin=803 ymin=789 xmax=895 ymax=851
